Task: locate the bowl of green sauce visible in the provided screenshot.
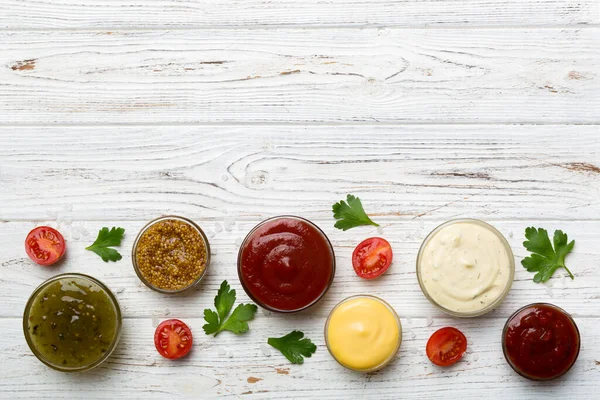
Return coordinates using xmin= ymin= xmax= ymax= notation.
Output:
xmin=23 ymin=273 xmax=122 ymax=372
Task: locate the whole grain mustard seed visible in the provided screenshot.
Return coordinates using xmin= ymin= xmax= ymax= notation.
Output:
xmin=135 ymin=219 xmax=207 ymax=291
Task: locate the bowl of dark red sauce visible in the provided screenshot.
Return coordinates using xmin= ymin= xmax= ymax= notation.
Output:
xmin=502 ymin=303 xmax=580 ymax=381
xmin=237 ymin=216 xmax=335 ymax=313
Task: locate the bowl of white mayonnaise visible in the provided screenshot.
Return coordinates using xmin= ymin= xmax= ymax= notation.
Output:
xmin=416 ymin=219 xmax=515 ymax=317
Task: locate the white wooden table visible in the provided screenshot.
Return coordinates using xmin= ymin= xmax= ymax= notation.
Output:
xmin=1 ymin=1 xmax=599 ymax=398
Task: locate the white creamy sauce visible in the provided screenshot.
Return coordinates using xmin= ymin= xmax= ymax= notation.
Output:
xmin=420 ymin=222 xmax=512 ymax=313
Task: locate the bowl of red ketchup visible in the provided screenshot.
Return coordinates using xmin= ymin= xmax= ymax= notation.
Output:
xmin=237 ymin=216 xmax=335 ymax=313
xmin=502 ymin=303 xmax=580 ymax=381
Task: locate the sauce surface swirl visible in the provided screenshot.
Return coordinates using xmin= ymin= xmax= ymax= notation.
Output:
xmin=326 ymin=296 xmax=401 ymax=371
xmin=239 ymin=217 xmax=334 ymax=311
xmin=418 ymin=220 xmax=513 ymax=315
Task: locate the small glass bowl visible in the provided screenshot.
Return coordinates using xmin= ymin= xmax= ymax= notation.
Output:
xmin=23 ymin=273 xmax=122 ymax=372
xmin=324 ymin=295 xmax=402 ymax=372
xmin=237 ymin=215 xmax=336 ymax=313
xmin=132 ymin=215 xmax=211 ymax=294
xmin=416 ymin=218 xmax=515 ymax=318
xmin=502 ymin=303 xmax=580 ymax=381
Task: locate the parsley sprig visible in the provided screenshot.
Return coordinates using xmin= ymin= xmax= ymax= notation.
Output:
xmin=203 ymin=281 xmax=257 ymax=336
xmin=268 ymin=331 xmax=316 ymax=364
xmin=86 ymin=227 xmax=125 ymax=262
xmin=332 ymin=194 xmax=379 ymax=231
xmin=522 ymin=227 xmax=575 ymax=283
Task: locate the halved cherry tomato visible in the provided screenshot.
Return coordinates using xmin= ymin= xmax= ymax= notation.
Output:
xmin=25 ymin=226 xmax=65 ymax=266
xmin=426 ymin=327 xmax=467 ymax=367
xmin=154 ymin=319 xmax=193 ymax=359
xmin=352 ymin=237 xmax=393 ymax=279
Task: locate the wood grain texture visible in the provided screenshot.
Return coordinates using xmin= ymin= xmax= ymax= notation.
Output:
xmin=2 ymin=216 xmax=599 ymax=397
xmin=1 ymin=128 xmax=598 ymax=397
xmin=1 ymin=0 xmax=598 ymax=29
xmin=1 ymin=28 xmax=598 ymax=124
xmin=2 ymin=0 xmax=600 ymax=396
xmin=1 ymin=219 xmax=599 ymax=319
xmin=1 ymin=126 xmax=599 ymax=221
xmin=2 ymin=316 xmax=600 ymax=399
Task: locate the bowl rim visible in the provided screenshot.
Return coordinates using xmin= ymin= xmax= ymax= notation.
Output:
xmin=324 ymin=294 xmax=402 ymax=372
xmin=22 ymin=273 xmax=123 ymax=372
xmin=501 ymin=302 xmax=581 ymax=381
xmin=416 ymin=218 xmax=515 ymax=318
xmin=237 ymin=215 xmax=336 ymax=313
xmin=131 ymin=215 xmax=211 ymax=294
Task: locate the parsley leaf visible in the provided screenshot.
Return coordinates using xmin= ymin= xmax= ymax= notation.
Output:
xmin=220 ymin=304 xmax=258 ymax=334
xmin=85 ymin=227 xmax=125 ymax=262
xmin=267 ymin=330 xmax=316 ymax=364
xmin=202 ymin=309 xmax=220 ymax=335
xmin=332 ymin=194 xmax=379 ymax=231
xmin=215 ymin=280 xmax=236 ymax=322
xmin=522 ymin=227 xmax=575 ymax=283
xmin=203 ymin=280 xmax=257 ymax=336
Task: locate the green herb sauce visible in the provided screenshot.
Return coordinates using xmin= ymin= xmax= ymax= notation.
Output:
xmin=26 ymin=277 xmax=119 ymax=369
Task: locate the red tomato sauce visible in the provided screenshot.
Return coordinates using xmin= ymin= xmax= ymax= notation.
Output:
xmin=503 ymin=304 xmax=580 ymax=380
xmin=239 ymin=217 xmax=335 ymax=312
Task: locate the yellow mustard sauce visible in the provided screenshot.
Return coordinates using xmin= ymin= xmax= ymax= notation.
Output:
xmin=326 ymin=296 xmax=401 ymax=371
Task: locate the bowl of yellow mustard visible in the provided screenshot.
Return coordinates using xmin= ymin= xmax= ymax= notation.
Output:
xmin=324 ymin=295 xmax=402 ymax=372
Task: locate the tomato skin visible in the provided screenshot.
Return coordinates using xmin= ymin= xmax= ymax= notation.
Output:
xmin=352 ymin=237 xmax=393 ymax=279
xmin=154 ymin=319 xmax=193 ymax=360
xmin=426 ymin=327 xmax=467 ymax=367
xmin=25 ymin=226 xmax=65 ymax=266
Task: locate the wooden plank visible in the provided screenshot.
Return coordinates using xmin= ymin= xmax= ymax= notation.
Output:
xmin=0 ymin=28 xmax=598 ymax=124
xmin=1 ymin=126 xmax=599 ymax=221
xmin=2 ymin=219 xmax=598 ymax=318
xmin=2 ymin=314 xmax=599 ymax=398
xmin=0 ymin=0 xmax=597 ymax=29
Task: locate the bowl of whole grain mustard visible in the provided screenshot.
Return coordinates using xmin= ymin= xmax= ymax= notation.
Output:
xmin=132 ymin=216 xmax=210 ymax=294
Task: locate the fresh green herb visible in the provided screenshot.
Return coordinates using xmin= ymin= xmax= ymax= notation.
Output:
xmin=267 ymin=330 xmax=316 ymax=364
xmin=203 ymin=281 xmax=257 ymax=336
xmin=332 ymin=194 xmax=379 ymax=231
xmin=522 ymin=227 xmax=575 ymax=283
xmin=86 ymin=227 xmax=125 ymax=262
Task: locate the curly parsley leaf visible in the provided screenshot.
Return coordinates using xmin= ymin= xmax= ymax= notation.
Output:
xmin=203 ymin=280 xmax=257 ymax=336
xmin=522 ymin=227 xmax=575 ymax=283
xmin=267 ymin=330 xmax=317 ymax=364
xmin=85 ymin=227 xmax=125 ymax=262
xmin=332 ymin=194 xmax=379 ymax=231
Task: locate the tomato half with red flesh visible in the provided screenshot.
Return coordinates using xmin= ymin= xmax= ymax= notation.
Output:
xmin=352 ymin=237 xmax=393 ymax=279
xmin=426 ymin=327 xmax=467 ymax=366
xmin=25 ymin=226 xmax=65 ymax=266
xmin=154 ymin=319 xmax=193 ymax=359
